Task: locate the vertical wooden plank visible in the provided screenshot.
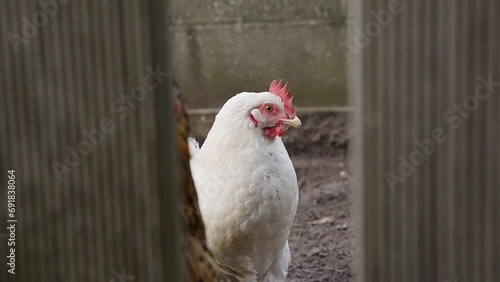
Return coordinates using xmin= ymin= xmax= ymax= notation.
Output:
xmin=353 ymin=0 xmax=500 ymax=281
xmin=412 ymin=2 xmax=426 ymax=281
xmin=149 ymin=0 xmax=182 ymax=280
xmin=485 ymin=2 xmax=499 ymax=281
xmin=1 ymin=1 xmax=173 ymax=281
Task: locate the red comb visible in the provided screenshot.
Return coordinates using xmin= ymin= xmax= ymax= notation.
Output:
xmin=269 ymin=79 xmax=296 ymax=117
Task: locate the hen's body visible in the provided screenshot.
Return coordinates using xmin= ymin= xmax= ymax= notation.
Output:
xmin=174 ymin=80 xmax=238 ymax=281
xmin=190 ymin=92 xmax=299 ymax=281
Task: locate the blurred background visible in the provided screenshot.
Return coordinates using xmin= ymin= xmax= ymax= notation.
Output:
xmin=172 ymin=0 xmax=347 ymax=109
xmin=0 ymin=0 xmax=499 ymax=281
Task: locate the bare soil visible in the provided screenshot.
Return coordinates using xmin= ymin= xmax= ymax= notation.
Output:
xmin=283 ymin=112 xmax=355 ymax=282
xmin=286 ymin=154 xmax=353 ymax=282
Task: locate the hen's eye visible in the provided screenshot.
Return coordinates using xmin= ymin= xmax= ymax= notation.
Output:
xmin=265 ymin=105 xmax=274 ymax=113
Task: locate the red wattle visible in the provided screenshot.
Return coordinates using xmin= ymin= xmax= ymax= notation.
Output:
xmin=264 ymin=123 xmax=285 ymax=138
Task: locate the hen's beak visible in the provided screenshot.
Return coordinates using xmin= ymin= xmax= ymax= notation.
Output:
xmin=280 ymin=116 xmax=302 ymax=128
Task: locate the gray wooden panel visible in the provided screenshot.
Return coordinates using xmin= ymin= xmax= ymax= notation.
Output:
xmin=351 ymin=0 xmax=500 ymax=281
xmin=0 ymin=1 xmax=177 ymax=281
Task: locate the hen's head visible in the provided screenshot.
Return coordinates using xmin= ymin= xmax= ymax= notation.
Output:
xmin=246 ymin=80 xmax=301 ymax=138
xmin=214 ymin=80 xmax=301 ymax=140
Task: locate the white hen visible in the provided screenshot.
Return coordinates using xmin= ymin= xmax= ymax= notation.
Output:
xmin=190 ymin=80 xmax=301 ymax=281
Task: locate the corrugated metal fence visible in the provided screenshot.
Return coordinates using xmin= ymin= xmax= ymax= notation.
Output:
xmin=351 ymin=0 xmax=500 ymax=281
xmin=0 ymin=1 xmax=180 ymax=281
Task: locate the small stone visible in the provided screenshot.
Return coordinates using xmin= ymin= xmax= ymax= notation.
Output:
xmin=311 ymin=217 xmax=333 ymax=225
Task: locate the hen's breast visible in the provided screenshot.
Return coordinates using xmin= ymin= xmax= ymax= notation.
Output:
xmin=243 ymin=147 xmax=298 ymax=277
xmin=193 ymin=138 xmax=299 ymax=279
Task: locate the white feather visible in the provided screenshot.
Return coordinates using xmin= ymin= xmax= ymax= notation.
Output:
xmin=190 ymin=91 xmax=299 ymax=281
xmin=188 ymin=137 xmax=199 ymax=158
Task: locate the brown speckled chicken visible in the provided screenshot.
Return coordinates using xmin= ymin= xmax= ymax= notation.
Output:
xmin=173 ymin=78 xmax=238 ymax=281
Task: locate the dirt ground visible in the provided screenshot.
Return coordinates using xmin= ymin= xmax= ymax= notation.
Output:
xmin=282 ymin=111 xmax=355 ymax=282
xmin=286 ymin=154 xmax=353 ymax=282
